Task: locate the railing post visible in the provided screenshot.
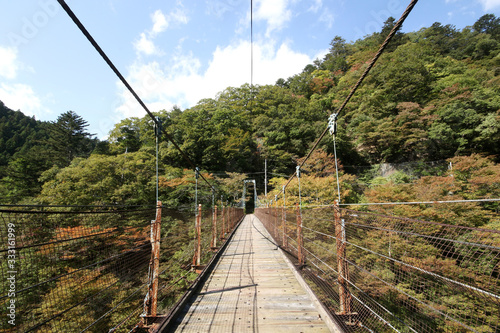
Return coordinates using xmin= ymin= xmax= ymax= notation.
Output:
xmin=211 ymin=205 xmax=217 ymax=250
xmin=334 ymin=200 xmax=351 ymax=315
xmin=193 ymin=204 xmax=202 ymax=267
xmin=221 ymin=203 xmax=225 ymax=240
xmin=197 ymin=204 xmax=202 ymax=265
xmin=296 ymin=203 xmax=304 ymax=267
xmin=144 ymin=201 xmax=162 ymax=322
xmin=274 ymin=196 xmax=278 ymax=242
xmin=282 ymin=204 xmax=287 ymax=249
xmin=283 ymin=185 xmax=287 ymax=250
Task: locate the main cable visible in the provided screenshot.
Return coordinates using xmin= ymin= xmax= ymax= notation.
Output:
xmin=249 ymin=0 xmax=255 ymax=114
xmin=251 ymin=0 xmax=253 ymax=90
xmin=279 ymin=0 xmax=419 ymax=194
xmin=57 ymin=0 xmax=216 ymax=192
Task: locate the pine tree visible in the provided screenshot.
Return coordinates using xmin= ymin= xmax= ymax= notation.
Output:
xmin=48 ymin=111 xmax=95 ymax=166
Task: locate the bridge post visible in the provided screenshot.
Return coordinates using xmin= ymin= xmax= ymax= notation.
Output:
xmin=211 ymin=205 xmax=217 ymax=250
xmin=274 ymin=196 xmax=278 ymax=242
xmin=231 ymin=207 xmax=235 ymax=229
xmin=282 ymin=204 xmax=287 ymax=249
xmin=144 ymin=201 xmax=162 ymax=322
xmin=221 ymin=203 xmax=225 ymax=240
xmin=334 ymin=200 xmax=352 ymax=315
xmin=296 ymin=203 xmax=305 ymax=267
xmin=193 ymin=204 xmax=202 ymax=267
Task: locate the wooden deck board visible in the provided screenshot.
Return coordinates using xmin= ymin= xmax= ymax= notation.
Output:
xmin=171 ymin=214 xmax=335 ymax=333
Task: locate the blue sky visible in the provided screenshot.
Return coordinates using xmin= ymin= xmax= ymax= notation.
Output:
xmin=1 ymin=0 xmax=499 ymax=139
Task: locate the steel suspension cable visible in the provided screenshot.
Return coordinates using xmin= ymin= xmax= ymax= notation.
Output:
xmin=279 ymin=0 xmax=419 ymax=194
xmin=251 ymin=0 xmax=253 ymax=91
xmin=56 ymin=0 xmax=216 ymax=192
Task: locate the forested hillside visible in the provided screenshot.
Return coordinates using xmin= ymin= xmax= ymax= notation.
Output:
xmin=1 ymin=14 xmax=499 ymax=209
xmin=0 ymin=104 xmax=98 ymax=202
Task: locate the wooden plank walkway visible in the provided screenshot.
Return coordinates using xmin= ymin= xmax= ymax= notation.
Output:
xmin=171 ymin=214 xmax=337 ymax=333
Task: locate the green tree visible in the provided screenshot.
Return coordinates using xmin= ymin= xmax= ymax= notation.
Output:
xmin=472 ymin=33 xmax=499 ymax=59
xmin=48 ymin=111 xmax=95 ymax=166
xmin=421 ymin=22 xmax=461 ymax=56
xmin=216 ymin=172 xmax=247 ymax=202
xmin=158 ymin=167 xmax=215 ymax=209
xmin=0 ymin=146 xmax=53 ymax=201
xmin=38 ymin=151 xmax=155 ymax=205
xmin=108 ymin=117 xmax=142 ymax=154
xmin=368 ymin=42 xmax=434 ymax=104
xmin=379 ymin=17 xmax=407 ymax=51
xmin=286 ymin=69 xmax=314 ymax=98
xmin=322 ymin=36 xmax=351 ymax=73
xmin=473 ymin=14 xmax=500 ymax=40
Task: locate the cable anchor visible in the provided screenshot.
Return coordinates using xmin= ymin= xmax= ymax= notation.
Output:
xmin=154 ymin=117 xmax=162 ymax=139
xmin=328 ymin=113 xmax=338 ymax=137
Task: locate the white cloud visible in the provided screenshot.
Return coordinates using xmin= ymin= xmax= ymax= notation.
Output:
xmin=254 ymin=0 xmax=292 ymax=36
xmin=135 ymin=8 xmax=189 ymax=56
xmin=121 ymin=2 xmax=310 ymax=119
xmin=319 ymin=8 xmax=334 ymax=29
xmin=308 ymin=0 xmax=323 ymax=13
xmin=0 ymin=46 xmax=50 ymax=119
xmin=151 ymin=8 xmax=188 ymax=36
xmin=115 ymin=40 xmax=312 ymax=118
xmin=0 ymin=83 xmax=52 ymax=118
xmin=151 ymin=10 xmax=169 ymax=35
xmin=169 ymin=8 xmax=189 ymax=26
xmin=0 ymin=46 xmax=19 ymax=79
xmin=134 ymin=33 xmax=158 ymax=55
xmin=255 ymin=42 xmax=311 ymax=83
xmin=477 ymin=0 xmax=500 ymax=10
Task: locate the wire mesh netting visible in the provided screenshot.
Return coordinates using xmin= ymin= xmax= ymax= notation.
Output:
xmin=0 ymin=205 xmax=155 ymax=332
xmin=0 ymin=205 xmax=244 ymax=333
xmin=192 ymin=207 xmax=245 ymax=269
xmin=255 ymin=206 xmax=500 ymax=333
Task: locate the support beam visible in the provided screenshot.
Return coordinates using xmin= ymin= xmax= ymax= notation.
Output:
xmin=193 ymin=204 xmax=202 ymax=269
xmin=334 ymin=200 xmax=352 ymax=315
xmin=211 ymin=205 xmax=218 ymax=250
xmin=143 ymin=201 xmax=162 ymax=324
xmin=296 ymin=203 xmax=304 ymax=267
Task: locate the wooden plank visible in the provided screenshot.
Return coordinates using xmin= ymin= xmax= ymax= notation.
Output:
xmin=170 ymin=215 xmax=341 ymax=333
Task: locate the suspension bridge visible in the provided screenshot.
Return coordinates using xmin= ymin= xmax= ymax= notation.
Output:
xmin=1 ymin=0 xmax=500 ymax=332
xmin=1 ymin=199 xmax=499 ymax=332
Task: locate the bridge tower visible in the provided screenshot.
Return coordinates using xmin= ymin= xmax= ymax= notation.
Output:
xmin=242 ymin=179 xmax=258 ymax=212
